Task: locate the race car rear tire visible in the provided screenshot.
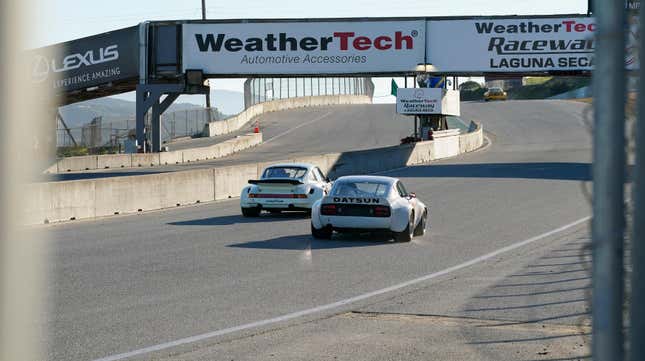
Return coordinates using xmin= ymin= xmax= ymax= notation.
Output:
xmin=241 ymin=207 xmax=261 ymax=217
xmin=311 ymin=223 xmax=332 ymax=239
xmin=393 ymin=214 xmax=414 ymax=242
xmin=413 ymin=209 xmax=427 ymax=237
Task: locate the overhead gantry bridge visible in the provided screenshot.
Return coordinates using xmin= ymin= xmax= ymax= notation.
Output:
xmin=31 ymin=15 xmax=595 ymax=152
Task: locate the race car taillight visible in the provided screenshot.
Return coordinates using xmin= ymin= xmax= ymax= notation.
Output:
xmin=373 ymin=205 xmax=391 ymax=217
xmin=321 ymin=204 xmax=337 ymax=215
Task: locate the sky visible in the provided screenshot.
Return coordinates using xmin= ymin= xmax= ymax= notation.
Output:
xmin=31 ymin=0 xmax=589 ymax=106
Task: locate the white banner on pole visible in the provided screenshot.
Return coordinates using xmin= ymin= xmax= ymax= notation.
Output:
xmin=396 ymin=88 xmax=460 ymax=115
xmin=182 ymin=21 xmax=426 ymax=75
xmin=426 ymin=17 xmax=596 ymax=73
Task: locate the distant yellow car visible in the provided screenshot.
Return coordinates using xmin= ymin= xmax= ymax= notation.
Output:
xmin=484 ymin=87 xmax=508 ymax=101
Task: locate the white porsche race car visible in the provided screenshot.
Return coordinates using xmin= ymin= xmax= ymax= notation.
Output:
xmin=311 ymin=176 xmax=428 ymax=242
xmin=240 ymin=163 xmax=332 ymax=217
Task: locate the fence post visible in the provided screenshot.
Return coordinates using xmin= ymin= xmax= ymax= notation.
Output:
xmin=591 ymin=0 xmax=627 ymax=360
xmin=630 ymin=3 xmax=645 ymax=360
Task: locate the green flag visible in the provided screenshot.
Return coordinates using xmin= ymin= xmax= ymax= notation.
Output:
xmin=390 ymin=79 xmax=399 ymax=96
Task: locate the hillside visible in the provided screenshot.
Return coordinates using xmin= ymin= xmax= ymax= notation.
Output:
xmin=59 ymin=89 xmax=244 ymax=130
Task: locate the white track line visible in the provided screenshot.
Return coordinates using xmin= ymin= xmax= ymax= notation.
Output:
xmin=262 ymin=111 xmax=333 ymax=145
xmin=93 ymin=215 xmax=590 ymax=361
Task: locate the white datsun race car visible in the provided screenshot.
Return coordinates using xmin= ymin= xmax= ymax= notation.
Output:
xmin=240 ymin=163 xmax=332 ymax=217
xmin=311 ymin=176 xmax=428 ymax=242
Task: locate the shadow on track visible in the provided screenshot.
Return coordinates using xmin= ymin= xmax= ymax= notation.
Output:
xmin=400 ymin=162 xmax=592 ymax=182
xmin=460 ymin=236 xmax=592 ymax=360
xmin=45 ymin=170 xmax=170 ymax=182
xmin=168 ymin=213 xmax=310 ymax=226
xmin=228 ymin=233 xmax=394 ymax=250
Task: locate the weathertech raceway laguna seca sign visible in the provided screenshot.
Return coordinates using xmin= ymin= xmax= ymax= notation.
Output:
xmin=396 ymin=88 xmax=460 ymax=115
xmin=426 ymin=17 xmax=597 ymax=73
xmin=182 ymin=17 xmax=605 ymax=75
xmin=182 ymin=21 xmax=426 ymax=75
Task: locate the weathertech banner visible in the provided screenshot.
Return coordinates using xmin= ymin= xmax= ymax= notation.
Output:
xmin=182 ymin=21 xmax=426 ymax=75
xmin=426 ymin=17 xmax=595 ymax=73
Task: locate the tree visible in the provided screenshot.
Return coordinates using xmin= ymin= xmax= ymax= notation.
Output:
xmin=459 ymin=81 xmax=482 ymax=91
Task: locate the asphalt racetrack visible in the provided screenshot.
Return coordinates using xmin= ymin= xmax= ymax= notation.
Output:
xmin=44 ymin=99 xmax=593 ymax=360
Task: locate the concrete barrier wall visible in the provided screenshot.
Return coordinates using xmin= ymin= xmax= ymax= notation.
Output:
xmin=24 ymin=180 xmax=96 ymax=224
xmin=131 ymin=153 xmax=160 ymax=168
xmin=214 ymin=164 xmax=258 ymax=200
xmin=432 ymin=136 xmax=461 ymax=160
xmin=94 ymin=169 xmax=215 ymax=217
xmin=327 ymin=144 xmax=414 ymax=178
xmin=97 ymin=154 xmax=132 ymax=169
xmin=458 ymin=122 xmax=484 ymax=154
xmin=407 ymin=141 xmax=434 ymax=166
xmin=159 ymin=151 xmax=184 ymax=166
xmin=28 ymin=123 xmax=483 ymax=225
xmin=48 ymin=133 xmax=262 ymax=173
xmin=207 ymin=95 xmax=372 ymax=137
xmin=26 ymin=169 xmax=217 ymax=224
xmin=56 ymin=155 xmax=99 ymax=172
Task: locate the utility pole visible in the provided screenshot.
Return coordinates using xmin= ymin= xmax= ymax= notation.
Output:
xmin=201 ymin=1 xmax=213 ymax=124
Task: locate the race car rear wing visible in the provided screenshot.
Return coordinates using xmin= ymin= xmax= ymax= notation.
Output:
xmin=248 ymin=179 xmax=304 ymax=185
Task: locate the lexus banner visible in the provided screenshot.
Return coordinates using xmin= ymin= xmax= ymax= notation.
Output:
xmin=182 ymin=21 xmax=426 ymax=75
xmin=30 ymin=26 xmax=140 ymax=93
xmin=426 ymin=17 xmax=596 ymax=73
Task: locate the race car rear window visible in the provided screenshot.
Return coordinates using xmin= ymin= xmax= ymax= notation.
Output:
xmin=331 ymin=181 xmax=390 ymax=197
xmin=262 ymin=167 xmax=308 ymax=179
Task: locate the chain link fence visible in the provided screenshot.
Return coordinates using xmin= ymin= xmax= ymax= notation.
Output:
xmin=57 ymin=116 xmax=128 ymax=149
xmin=57 ymin=108 xmax=223 ymax=150
xmin=157 ymin=107 xmax=224 ymax=142
xmin=244 ymin=77 xmax=374 ymax=109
